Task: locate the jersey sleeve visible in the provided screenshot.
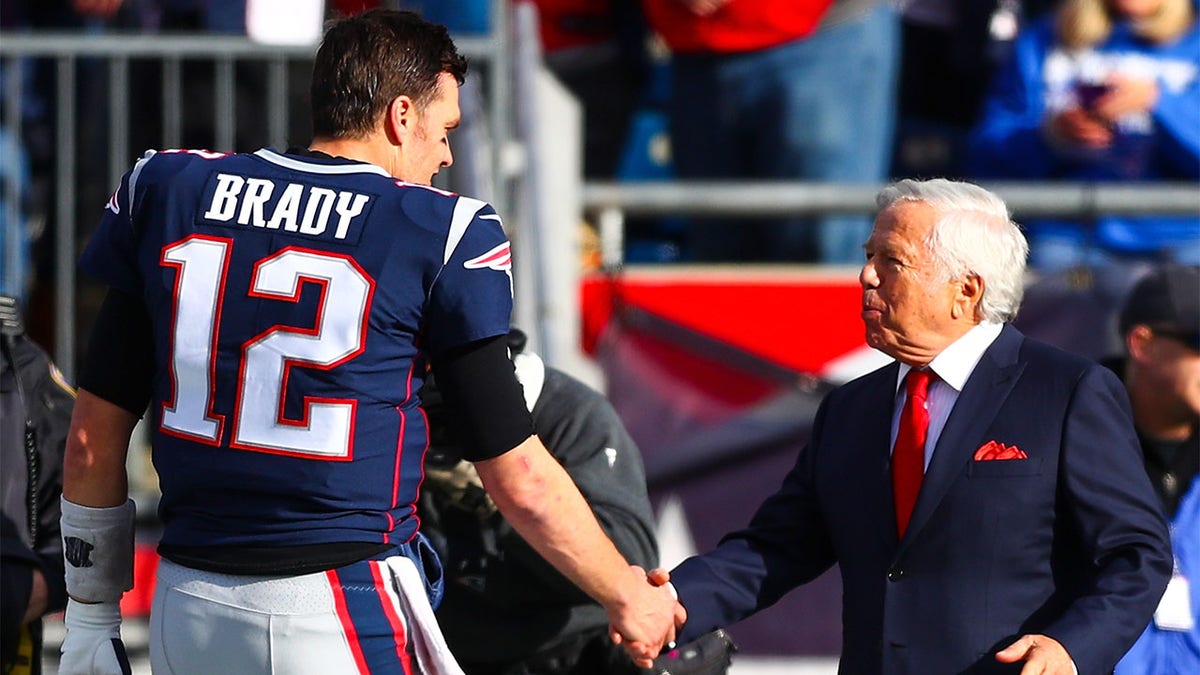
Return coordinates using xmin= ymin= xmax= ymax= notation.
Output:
xmin=424 ymin=197 xmax=514 ymax=356
xmin=78 ymin=150 xmax=158 ymax=295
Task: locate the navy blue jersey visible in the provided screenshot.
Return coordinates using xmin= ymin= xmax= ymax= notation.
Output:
xmin=79 ymin=148 xmax=514 ymax=550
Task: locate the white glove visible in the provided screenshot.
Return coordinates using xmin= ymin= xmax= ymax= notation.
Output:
xmin=59 ymin=599 xmax=131 ymax=675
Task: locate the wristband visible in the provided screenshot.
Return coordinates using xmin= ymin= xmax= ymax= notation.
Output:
xmin=61 ymin=498 xmax=135 ymax=603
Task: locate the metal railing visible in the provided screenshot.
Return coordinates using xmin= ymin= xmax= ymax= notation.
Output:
xmin=583 ymin=181 xmax=1200 ymax=268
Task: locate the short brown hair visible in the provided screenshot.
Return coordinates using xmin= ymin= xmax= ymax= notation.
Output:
xmin=310 ymin=9 xmax=468 ymax=139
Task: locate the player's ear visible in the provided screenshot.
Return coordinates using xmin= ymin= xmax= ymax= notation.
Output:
xmin=386 ymin=94 xmax=416 ymax=141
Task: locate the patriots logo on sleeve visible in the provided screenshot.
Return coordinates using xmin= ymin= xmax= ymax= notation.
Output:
xmin=463 ymin=242 xmax=511 ymax=271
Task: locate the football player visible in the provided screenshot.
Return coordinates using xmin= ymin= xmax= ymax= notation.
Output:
xmin=58 ymin=9 xmax=677 ymax=674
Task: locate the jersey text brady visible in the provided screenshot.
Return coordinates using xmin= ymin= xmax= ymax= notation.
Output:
xmin=202 ymin=172 xmax=373 ymax=241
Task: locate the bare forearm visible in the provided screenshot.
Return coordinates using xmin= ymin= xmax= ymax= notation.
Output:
xmin=476 ymin=436 xmax=633 ymax=608
xmin=477 ymin=435 xmax=677 ymax=659
xmin=63 ymin=389 xmax=139 ymax=508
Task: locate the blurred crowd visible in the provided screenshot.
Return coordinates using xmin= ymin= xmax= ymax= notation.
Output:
xmin=0 ymin=1 xmax=1195 ymax=426
xmin=0 ymin=0 xmax=1197 ymax=325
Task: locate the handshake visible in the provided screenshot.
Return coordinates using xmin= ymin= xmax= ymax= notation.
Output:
xmin=607 ymin=566 xmax=688 ymax=668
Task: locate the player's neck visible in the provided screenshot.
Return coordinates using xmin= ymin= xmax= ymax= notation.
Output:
xmin=309 ymin=136 xmax=394 ymax=177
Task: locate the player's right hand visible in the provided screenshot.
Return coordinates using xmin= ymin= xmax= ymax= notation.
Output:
xmin=646 ymin=567 xmax=671 ymax=587
xmin=607 ymin=565 xmax=681 ymax=668
xmin=59 ymin=599 xmax=132 ymax=675
xmin=646 ymin=567 xmax=688 ymax=633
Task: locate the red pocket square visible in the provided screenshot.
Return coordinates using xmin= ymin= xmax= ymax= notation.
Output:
xmin=974 ymin=440 xmax=1028 ymax=461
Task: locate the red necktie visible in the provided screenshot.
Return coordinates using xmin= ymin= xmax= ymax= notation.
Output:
xmin=893 ymin=369 xmax=933 ymax=539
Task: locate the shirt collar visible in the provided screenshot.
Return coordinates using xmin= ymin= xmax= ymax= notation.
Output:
xmin=896 ymin=322 xmax=1004 ymax=393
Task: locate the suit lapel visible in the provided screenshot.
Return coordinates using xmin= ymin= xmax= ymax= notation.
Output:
xmin=867 ymin=362 xmax=903 ymax=553
xmin=898 ymin=325 xmax=1027 ymax=549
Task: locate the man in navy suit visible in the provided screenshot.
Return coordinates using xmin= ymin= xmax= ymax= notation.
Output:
xmin=653 ymin=179 xmax=1173 ymax=673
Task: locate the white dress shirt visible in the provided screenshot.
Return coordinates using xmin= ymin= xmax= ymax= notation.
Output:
xmin=890 ymin=321 xmax=1004 ymax=469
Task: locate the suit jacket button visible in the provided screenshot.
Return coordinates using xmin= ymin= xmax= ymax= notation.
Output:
xmin=888 ymin=569 xmax=904 ymax=581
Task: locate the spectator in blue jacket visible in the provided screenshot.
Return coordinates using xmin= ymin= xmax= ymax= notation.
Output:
xmin=968 ymin=0 xmax=1199 ymax=269
xmin=1116 ymin=479 xmax=1200 ymax=673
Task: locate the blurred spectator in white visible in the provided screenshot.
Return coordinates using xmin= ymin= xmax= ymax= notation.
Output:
xmin=245 ymin=0 xmax=325 ymax=45
xmin=641 ymin=0 xmax=900 ymax=264
xmin=968 ymin=0 xmax=1199 ymax=270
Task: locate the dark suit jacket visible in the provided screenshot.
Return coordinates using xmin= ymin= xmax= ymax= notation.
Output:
xmin=672 ymin=325 xmax=1172 ymax=674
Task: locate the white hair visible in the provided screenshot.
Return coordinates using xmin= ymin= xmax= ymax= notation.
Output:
xmin=876 ymin=179 xmax=1029 ymax=323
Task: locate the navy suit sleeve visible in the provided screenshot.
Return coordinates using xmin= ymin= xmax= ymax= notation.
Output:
xmin=1043 ymin=364 xmax=1173 ymax=672
xmin=671 ymin=398 xmax=838 ymax=643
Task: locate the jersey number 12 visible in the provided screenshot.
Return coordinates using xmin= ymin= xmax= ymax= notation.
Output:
xmin=159 ymin=234 xmax=373 ymax=460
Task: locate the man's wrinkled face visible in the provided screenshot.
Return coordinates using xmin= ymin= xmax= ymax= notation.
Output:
xmin=859 ymin=201 xmax=962 ymax=360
